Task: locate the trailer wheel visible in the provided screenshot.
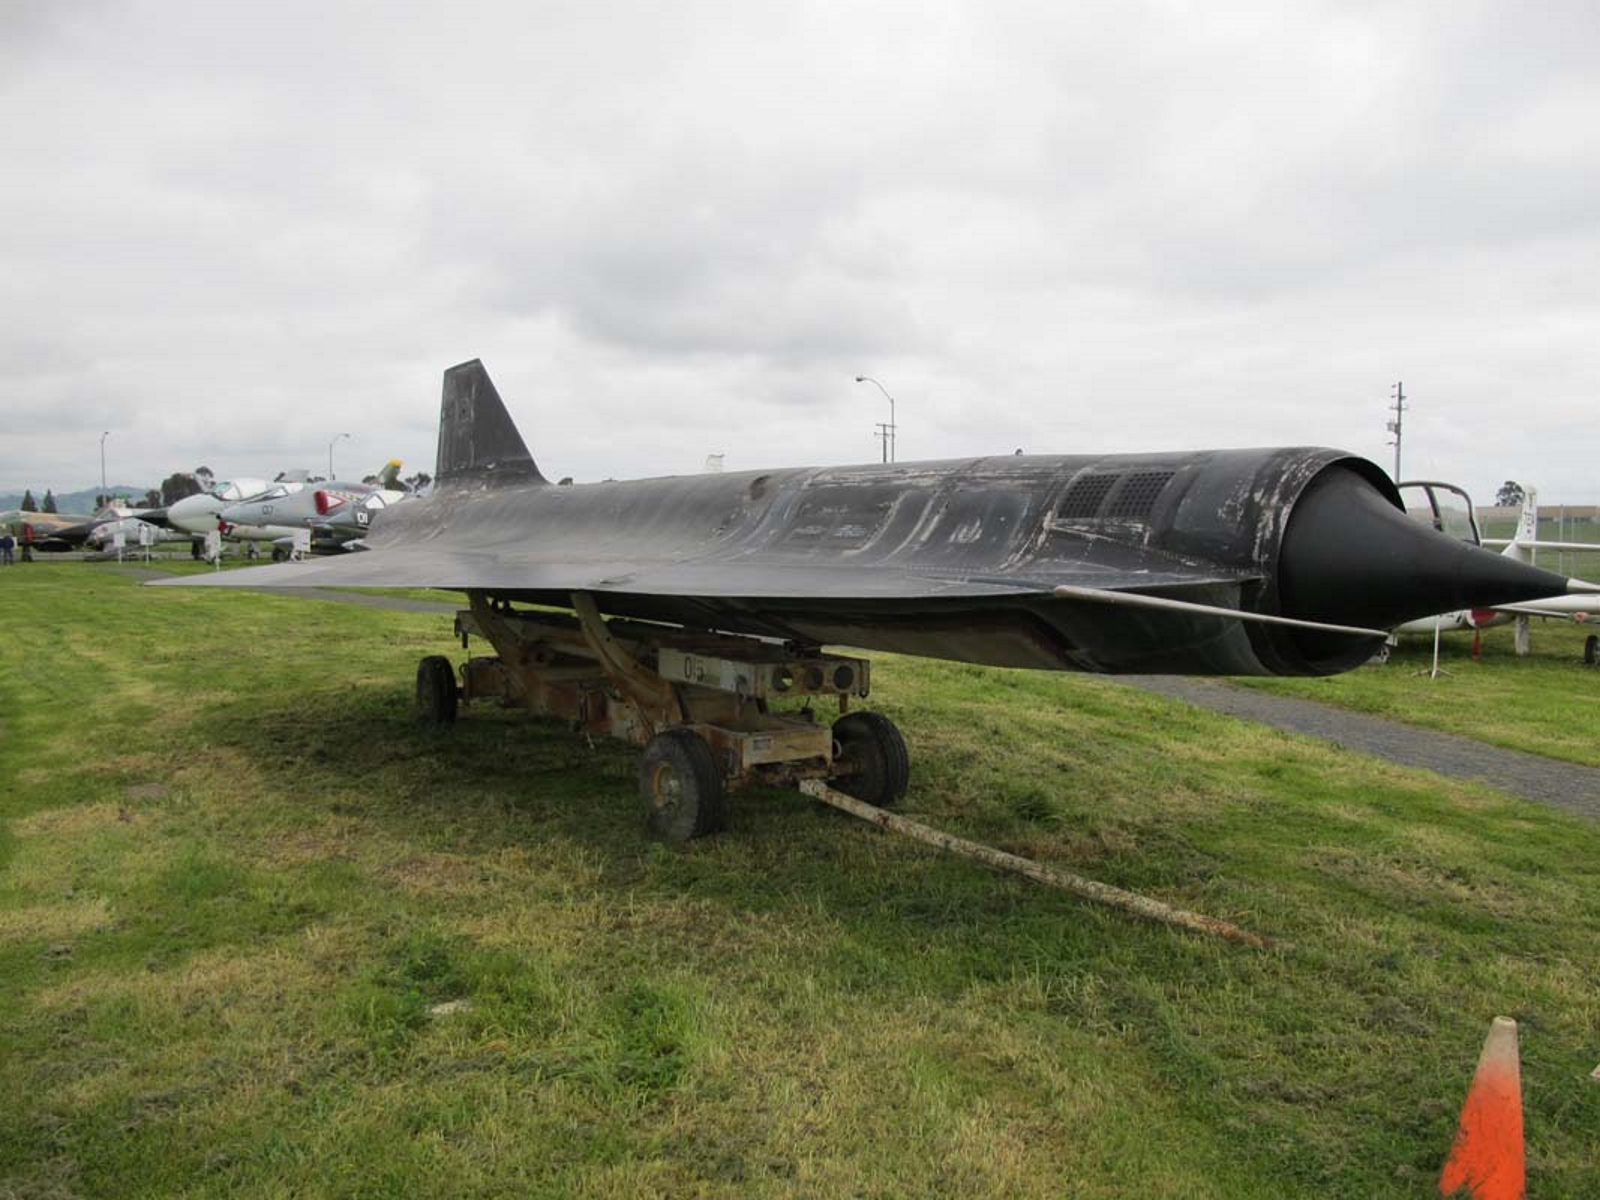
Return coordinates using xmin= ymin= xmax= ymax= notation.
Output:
xmin=639 ymin=729 xmax=727 ymax=842
xmin=416 ymin=656 xmax=458 ymax=725
xmin=271 ymin=545 xmax=287 ymax=563
xmin=1585 ymin=634 xmax=1598 ymax=666
xmin=830 ymin=712 xmax=909 ymax=807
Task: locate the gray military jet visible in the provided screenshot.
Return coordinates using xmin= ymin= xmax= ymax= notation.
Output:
xmin=219 ymin=461 xmax=409 ymax=558
xmin=166 ymin=477 xmax=272 ymax=537
xmin=156 ymin=360 xmax=1580 ymax=840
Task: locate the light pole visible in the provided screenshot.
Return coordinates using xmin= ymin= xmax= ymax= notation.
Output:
xmin=854 ymin=376 xmax=897 ymax=463
xmin=99 ymin=431 xmax=110 ymax=506
xmin=328 ymin=432 xmax=351 ymax=481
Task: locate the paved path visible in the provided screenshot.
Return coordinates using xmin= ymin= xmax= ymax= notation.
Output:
xmin=1117 ymin=676 xmax=1600 ymax=819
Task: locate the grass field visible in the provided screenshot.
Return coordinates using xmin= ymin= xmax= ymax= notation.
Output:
xmin=4 ymin=562 xmax=1599 ymax=1198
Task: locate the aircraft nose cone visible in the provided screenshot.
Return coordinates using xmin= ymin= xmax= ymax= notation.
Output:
xmin=1279 ymin=466 xmax=1570 ymax=631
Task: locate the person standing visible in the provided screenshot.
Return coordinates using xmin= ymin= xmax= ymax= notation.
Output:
xmin=0 ymin=530 xmax=15 ymax=566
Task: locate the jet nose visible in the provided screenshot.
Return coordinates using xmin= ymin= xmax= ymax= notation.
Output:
xmin=1278 ymin=466 xmax=1571 ymax=631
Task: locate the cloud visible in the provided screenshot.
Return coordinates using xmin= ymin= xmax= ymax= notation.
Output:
xmin=1 ymin=0 xmax=1597 ymax=505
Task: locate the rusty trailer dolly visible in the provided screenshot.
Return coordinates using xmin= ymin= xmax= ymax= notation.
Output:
xmin=415 ymin=591 xmax=908 ymax=842
xmin=415 ymin=592 xmax=1270 ymax=948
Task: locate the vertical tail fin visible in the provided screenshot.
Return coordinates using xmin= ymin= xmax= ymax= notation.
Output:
xmin=1517 ymin=488 xmax=1539 ymax=546
xmin=435 ymin=360 xmax=547 ymax=489
xmin=1502 ymin=488 xmax=1539 ymax=563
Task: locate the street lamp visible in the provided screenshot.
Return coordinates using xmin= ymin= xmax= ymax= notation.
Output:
xmin=328 ymin=432 xmax=351 ymax=480
xmin=99 ymin=431 xmax=110 ymax=506
xmin=854 ymin=376 xmax=897 ymax=463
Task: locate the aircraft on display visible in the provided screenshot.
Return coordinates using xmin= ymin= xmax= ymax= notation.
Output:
xmin=162 ymin=470 xmax=323 ymax=557
xmin=26 ymin=502 xmax=164 ymax=552
xmin=0 ymin=508 xmax=92 ymax=548
xmin=84 ymin=516 xmax=192 ymax=553
xmin=217 ymin=461 xmax=409 ymax=559
xmin=300 ymin=487 xmax=407 ymax=545
xmin=0 ymin=509 xmax=91 ymax=535
xmin=1392 ymin=482 xmax=1599 ymax=648
xmin=155 ymin=360 xmax=1585 ymax=841
xmin=165 ymin=477 xmax=272 ymax=537
xmin=159 ymin=476 xmax=276 ymax=559
xmin=210 ymin=471 xmax=315 ymax=550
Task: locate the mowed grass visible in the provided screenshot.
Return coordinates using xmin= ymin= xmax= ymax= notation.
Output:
xmin=2 ymin=563 xmax=1598 ymax=1198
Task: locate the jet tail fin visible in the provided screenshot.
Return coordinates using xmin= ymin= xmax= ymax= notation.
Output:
xmin=1515 ymin=487 xmax=1539 ymax=549
xmin=1493 ymin=488 xmax=1540 ymax=564
xmin=435 ymin=359 xmax=547 ymax=489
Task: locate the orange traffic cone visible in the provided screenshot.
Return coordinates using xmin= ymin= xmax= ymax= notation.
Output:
xmin=1439 ymin=1016 xmax=1525 ymax=1199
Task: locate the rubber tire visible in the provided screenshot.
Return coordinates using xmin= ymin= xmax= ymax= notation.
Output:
xmin=271 ymin=545 xmax=287 ymax=563
xmin=638 ymin=729 xmax=727 ymax=843
xmin=830 ymin=712 xmax=910 ymax=807
xmin=416 ymin=656 xmax=458 ymax=725
xmin=1585 ymin=634 xmax=1598 ymax=666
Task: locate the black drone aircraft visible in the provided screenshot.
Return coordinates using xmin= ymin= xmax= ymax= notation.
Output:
xmin=156 ymin=361 xmax=1578 ymax=839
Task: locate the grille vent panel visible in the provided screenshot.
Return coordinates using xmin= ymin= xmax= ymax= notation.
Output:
xmin=1105 ymin=471 xmax=1175 ymax=520
xmin=1057 ymin=474 xmax=1118 ymax=519
xmin=1054 ymin=469 xmax=1175 ymax=524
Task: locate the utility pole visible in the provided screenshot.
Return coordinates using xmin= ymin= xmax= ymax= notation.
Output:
xmin=1386 ymin=381 xmax=1405 ymax=479
xmin=99 ymin=431 xmax=110 ymax=506
xmin=855 ymin=376 xmax=898 ymax=463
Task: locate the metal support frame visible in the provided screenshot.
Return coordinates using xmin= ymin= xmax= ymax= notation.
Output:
xmin=455 ymin=591 xmax=870 ymax=788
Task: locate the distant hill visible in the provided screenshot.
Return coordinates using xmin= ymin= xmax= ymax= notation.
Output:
xmin=0 ymin=485 xmax=152 ymax=515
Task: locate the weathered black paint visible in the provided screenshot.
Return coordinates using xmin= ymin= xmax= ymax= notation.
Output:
xmin=156 ymin=360 xmax=1571 ymax=677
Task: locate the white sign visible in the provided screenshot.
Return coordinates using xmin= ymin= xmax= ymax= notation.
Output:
xmin=291 ymin=528 xmax=312 ymax=560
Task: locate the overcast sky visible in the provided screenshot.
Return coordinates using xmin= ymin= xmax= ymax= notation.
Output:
xmin=3 ymin=0 xmax=1597 ymax=505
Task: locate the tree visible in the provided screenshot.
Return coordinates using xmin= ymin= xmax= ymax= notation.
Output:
xmin=21 ymin=489 xmax=36 ymax=511
xmin=160 ymin=471 xmax=203 ymax=506
xmin=194 ymin=466 xmax=215 ymax=490
xmin=141 ymin=488 xmax=162 ymax=508
xmin=41 ymin=490 xmax=57 ymax=514
xmin=404 ymin=471 xmax=432 ymax=492
xmin=1495 ymin=481 xmax=1525 ymax=507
